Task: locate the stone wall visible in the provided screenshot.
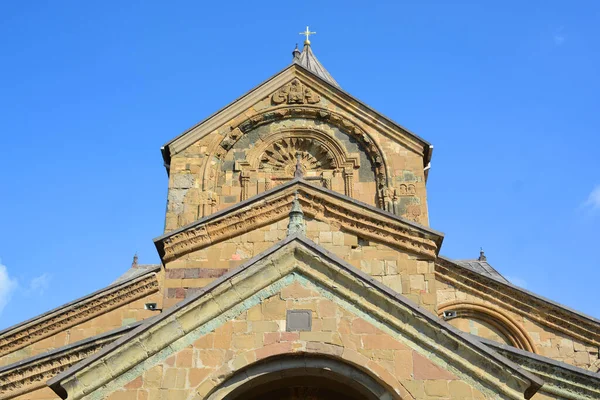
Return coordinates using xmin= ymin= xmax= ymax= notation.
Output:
xmin=163 ymin=218 xmax=436 ymax=312
xmin=436 ymin=275 xmax=599 ymax=370
xmin=164 ymin=76 xmax=430 ymax=233
xmin=103 ymin=282 xmax=488 ymax=400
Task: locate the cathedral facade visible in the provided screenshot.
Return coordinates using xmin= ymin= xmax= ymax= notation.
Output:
xmin=1 ymin=36 xmax=599 ymax=400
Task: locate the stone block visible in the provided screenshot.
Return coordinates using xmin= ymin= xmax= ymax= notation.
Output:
xmin=261 ymin=297 xmax=287 ymax=320
xmin=232 ymin=334 xmax=255 ymax=349
xmin=424 ymin=380 xmax=450 ymax=397
xmin=412 ymin=351 xmax=456 ymax=380
xmin=449 ymin=380 xmax=473 ymax=398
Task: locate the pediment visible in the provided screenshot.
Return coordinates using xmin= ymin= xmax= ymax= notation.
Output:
xmin=154 ymin=179 xmax=443 ymax=263
xmin=49 ymin=236 xmax=541 ymax=399
xmin=162 ymin=64 xmax=432 ymax=170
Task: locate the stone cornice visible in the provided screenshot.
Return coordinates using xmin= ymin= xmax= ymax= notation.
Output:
xmin=0 ymin=324 xmax=138 ymax=400
xmin=480 ymin=338 xmax=600 ymax=400
xmin=155 ymin=179 xmax=443 ymax=263
xmin=436 ymin=257 xmax=600 ymax=347
xmin=0 ymin=270 xmax=160 ymax=358
xmin=51 ymin=236 xmax=541 ymax=400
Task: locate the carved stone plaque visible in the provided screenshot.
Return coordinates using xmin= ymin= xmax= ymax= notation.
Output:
xmin=286 ymin=310 xmax=312 ymax=331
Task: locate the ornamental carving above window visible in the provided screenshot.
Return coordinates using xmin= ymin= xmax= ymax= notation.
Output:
xmin=260 ymin=137 xmax=336 ymax=176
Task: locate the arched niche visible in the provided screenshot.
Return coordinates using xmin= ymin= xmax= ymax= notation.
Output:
xmin=438 ymin=301 xmax=536 ymax=353
xmin=205 ymin=355 xmax=398 ymax=400
xmin=207 ymin=106 xmax=391 ymax=205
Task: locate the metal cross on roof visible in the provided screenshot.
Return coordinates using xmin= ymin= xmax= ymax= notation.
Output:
xmin=300 ymin=26 xmax=316 ymax=45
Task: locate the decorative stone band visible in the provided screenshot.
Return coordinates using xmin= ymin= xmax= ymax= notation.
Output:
xmin=436 ymin=258 xmax=600 ymax=348
xmin=0 ymin=325 xmax=135 ymax=399
xmin=0 ymin=274 xmax=159 ymax=358
xmin=160 ymin=183 xmax=439 ymax=263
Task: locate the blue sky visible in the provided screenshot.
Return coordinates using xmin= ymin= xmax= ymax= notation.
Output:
xmin=0 ymin=1 xmax=599 ymax=329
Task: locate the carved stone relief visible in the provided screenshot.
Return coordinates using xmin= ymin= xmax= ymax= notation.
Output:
xmin=260 ymin=137 xmax=336 ymax=176
xmin=214 ymin=107 xmax=388 ymax=194
xmin=272 ymin=79 xmax=321 ymax=105
xmin=378 ymin=183 xmax=421 ymax=223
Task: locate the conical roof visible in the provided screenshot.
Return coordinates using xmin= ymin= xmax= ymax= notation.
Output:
xmin=294 ymin=43 xmax=339 ymax=88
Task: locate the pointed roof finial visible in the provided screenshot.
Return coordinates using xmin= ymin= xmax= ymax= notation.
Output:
xmin=478 ymin=247 xmax=487 ymax=262
xmin=292 ymin=43 xmax=301 ymax=60
xmin=132 ymin=253 xmax=139 ymax=267
xmin=287 ymin=191 xmax=306 ymax=236
xmin=294 ymin=152 xmax=304 ymax=178
xmin=300 ymin=26 xmax=316 ymax=46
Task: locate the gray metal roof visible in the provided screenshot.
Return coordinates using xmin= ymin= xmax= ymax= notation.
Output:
xmin=455 ymin=259 xmax=510 ymax=284
xmin=112 ymin=264 xmax=161 ymax=284
xmin=294 ymin=43 xmax=339 ymax=88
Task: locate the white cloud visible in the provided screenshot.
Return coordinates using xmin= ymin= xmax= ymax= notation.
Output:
xmin=0 ymin=262 xmax=18 ymax=315
xmin=554 ymin=27 xmax=566 ymax=46
xmin=584 ymin=185 xmax=600 ymax=210
xmin=28 ymin=273 xmax=51 ymax=296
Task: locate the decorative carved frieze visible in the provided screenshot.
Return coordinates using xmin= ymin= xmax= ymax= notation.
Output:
xmin=0 ymin=274 xmax=159 ymax=358
xmin=162 ymin=194 xmax=295 ymax=262
xmin=271 ymin=79 xmax=321 ymax=105
xmin=299 ymin=191 xmax=437 ymax=258
xmin=0 ymin=330 xmax=127 ymax=398
xmin=161 ymin=186 xmax=438 ymax=262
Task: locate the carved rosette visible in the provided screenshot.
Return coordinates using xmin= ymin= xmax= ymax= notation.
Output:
xmin=260 ymin=137 xmax=336 ymax=176
xmin=271 ymin=79 xmax=321 ymax=105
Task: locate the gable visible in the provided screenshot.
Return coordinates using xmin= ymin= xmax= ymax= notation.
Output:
xmin=49 ymin=237 xmax=541 ymax=399
xmin=85 ymin=283 xmax=492 ymax=400
xmin=162 ymin=65 xmax=434 ymax=232
xmin=163 ymin=65 xmax=431 ymax=169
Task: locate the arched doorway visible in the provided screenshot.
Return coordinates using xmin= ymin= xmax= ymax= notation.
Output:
xmin=207 ymin=355 xmax=396 ymax=400
xmin=228 ymin=375 xmax=374 ymax=400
